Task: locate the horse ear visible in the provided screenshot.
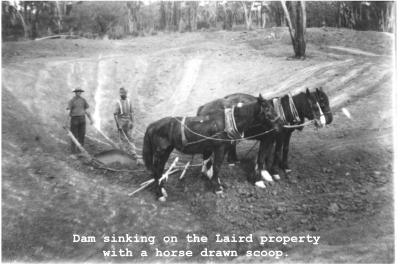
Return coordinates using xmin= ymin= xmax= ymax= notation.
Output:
xmin=306 ymin=88 xmax=311 ymax=97
xmin=257 ymin=93 xmax=264 ymax=103
xmin=319 ymin=87 xmax=324 ymax=92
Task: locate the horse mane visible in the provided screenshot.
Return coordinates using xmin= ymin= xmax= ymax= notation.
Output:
xmin=233 ymin=99 xmax=264 ymax=128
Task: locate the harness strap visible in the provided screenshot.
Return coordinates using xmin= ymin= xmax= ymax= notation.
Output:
xmin=173 ymin=117 xmax=275 ymax=145
xmin=118 ymin=99 xmax=131 ymax=115
xmin=181 ymin=117 xmax=188 ymax=146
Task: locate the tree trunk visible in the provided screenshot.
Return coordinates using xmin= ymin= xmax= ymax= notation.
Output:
xmin=159 ymin=1 xmax=166 ymax=30
xmin=280 ymin=1 xmax=294 ymax=39
xmin=32 ymin=3 xmax=40 ymax=39
xmin=66 ymin=2 xmax=72 ymax=16
xmin=172 ymin=1 xmax=179 ymax=31
xmin=187 ymin=5 xmax=191 ymax=31
xmin=222 ymin=4 xmax=233 ymax=30
xmin=15 ymin=8 xmax=29 ymax=39
xmin=262 ymin=12 xmax=267 ymax=28
xmin=281 ymin=1 xmax=306 ymax=58
xmin=127 ymin=2 xmax=140 ymax=34
xmin=192 ymin=2 xmax=198 ymax=31
xmin=297 ymin=1 xmax=306 ymax=56
xmin=389 ymin=2 xmax=394 ymax=32
xmin=55 ymin=0 xmax=63 ymax=33
xmin=241 ymin=1 xmax=253 ymax=30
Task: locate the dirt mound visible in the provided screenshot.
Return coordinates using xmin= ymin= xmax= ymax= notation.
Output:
xmin=2 ymin=28 xmax=394 ymax=262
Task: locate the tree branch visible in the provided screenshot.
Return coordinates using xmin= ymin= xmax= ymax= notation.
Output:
xmin=280 ymin=0 xmax=294 ymax=41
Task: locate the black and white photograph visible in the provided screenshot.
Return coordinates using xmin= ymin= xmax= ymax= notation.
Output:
xmin=1 ymin=0 xmax=395 ymax=263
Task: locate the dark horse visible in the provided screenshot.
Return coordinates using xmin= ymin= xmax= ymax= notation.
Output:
xmin=197 ymin=88 xmax=332 ymax=186
xmin=142 ymin=95 xmax=282 ymax=201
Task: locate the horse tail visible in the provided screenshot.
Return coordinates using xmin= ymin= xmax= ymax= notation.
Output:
xmin=142 ymin=127 xmax=154 ymax=171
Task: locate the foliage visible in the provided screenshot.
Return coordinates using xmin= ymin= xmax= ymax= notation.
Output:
xmin=1 ymin=1 xmax=395 ymax=41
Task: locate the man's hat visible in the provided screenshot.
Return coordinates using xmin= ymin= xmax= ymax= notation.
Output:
xmin=72 ymin=87 xmax=84 ymax=93
xmin=120 ymin=87 xmax=127 ymax=94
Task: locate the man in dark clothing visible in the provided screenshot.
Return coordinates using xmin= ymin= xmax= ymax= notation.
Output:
xmin=67 ymin=87 xmax=93 ymax=154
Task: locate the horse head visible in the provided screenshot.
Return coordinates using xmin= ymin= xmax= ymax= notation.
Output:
xmin=305 ymin=88 xmax=333 ymax=128
xmin=257 ymin=94 xmax=283 ymax=132
xmin=315 ymin=87 xmax=333 ymax=125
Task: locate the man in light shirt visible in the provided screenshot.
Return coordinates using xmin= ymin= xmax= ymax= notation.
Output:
xmin=114 ymin=87 xmax=135 ymax=153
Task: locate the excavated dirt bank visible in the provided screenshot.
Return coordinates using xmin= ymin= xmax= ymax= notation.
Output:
xmin=2 ymin=27 xmax=394 ymax=262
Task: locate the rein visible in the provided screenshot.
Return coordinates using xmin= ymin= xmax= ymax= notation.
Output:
xmin=173 ymin=117 xmax=276 ymax=146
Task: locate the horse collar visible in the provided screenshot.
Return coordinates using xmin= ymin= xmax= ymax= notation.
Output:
xmin=288 ymin=93 xmax=301 ymax=124
xmin=273 ymin=98 xmax=287 ymax=124
xmin=224 ymin=106 xmax=243 ymax=139
xmin=181 ymin=117 xmax=188 ymax=146
xmin=274 ymin=95 xmax=301 ymax=125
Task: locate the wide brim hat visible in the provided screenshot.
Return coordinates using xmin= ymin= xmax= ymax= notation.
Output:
xmin=72 ymin=88 xmax=84 ymax=92
xmin=120 ymin=87 xmax=127 ymax=94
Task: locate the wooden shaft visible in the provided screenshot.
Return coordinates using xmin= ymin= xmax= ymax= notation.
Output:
xmin=128 ymin=179 xmax=155 ymax=196
xmin=179 ymin=162 xmax=191 ymax=179
xmin=63 ymin=126 xmax=91 ymax=159
xmin=160 ymin=157 xmax=179 ymax=184
xmin=93 ymin=126 xmax=120 ymax=149
xmin=129 ymin=157 xmax=180 ymax=196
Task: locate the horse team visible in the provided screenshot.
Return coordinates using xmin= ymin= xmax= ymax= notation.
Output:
xmin=143 ymin=88 xmax=333 ymax=201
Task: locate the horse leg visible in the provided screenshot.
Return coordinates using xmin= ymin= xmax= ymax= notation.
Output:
xmin=253 ymin=142 xmax=265 ymax=188
xmin=255 ymin=138 xmax=274 ymax=188
xmin=271 ymin=132 xmax=284 ymax=177
xmin=281 ymin=131 xmax=293 ymax=174
xmin=202 ymin=150 xmax=213 ymax=179
xmin=210 ymin=146 xmax=225 ymax=194
xmin=264 ymin=135 xmax=281 ymax=181
xmin=153 ymin=147 xmax=173 ymax=201
xmin=227 ymin=142 xmax=238 ymax=165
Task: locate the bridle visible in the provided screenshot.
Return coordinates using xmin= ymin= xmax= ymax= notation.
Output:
xmin=312 ymin=92 xmax=332 ymax=127
xmin=281 ymin=91 xmax=331 ymax=129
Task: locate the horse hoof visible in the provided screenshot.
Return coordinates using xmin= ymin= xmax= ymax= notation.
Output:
xmin=255 ymin=180 xmax=266 ymax=189
xmin=285 ymin=169 xmax=292 ymax=174
xmin=273 ymin=174 xmax=281 ymax=181
xmin=261 ymin=170 xmax=273 ymax=182
xmin=215 ymin=186 xmax=224 ymax=194
xmin=158 ymin=196 xmax=167 ymax=202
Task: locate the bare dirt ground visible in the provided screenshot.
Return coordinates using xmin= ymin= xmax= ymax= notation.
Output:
xmin=2 ymin=27 xmax=394 ymax=263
